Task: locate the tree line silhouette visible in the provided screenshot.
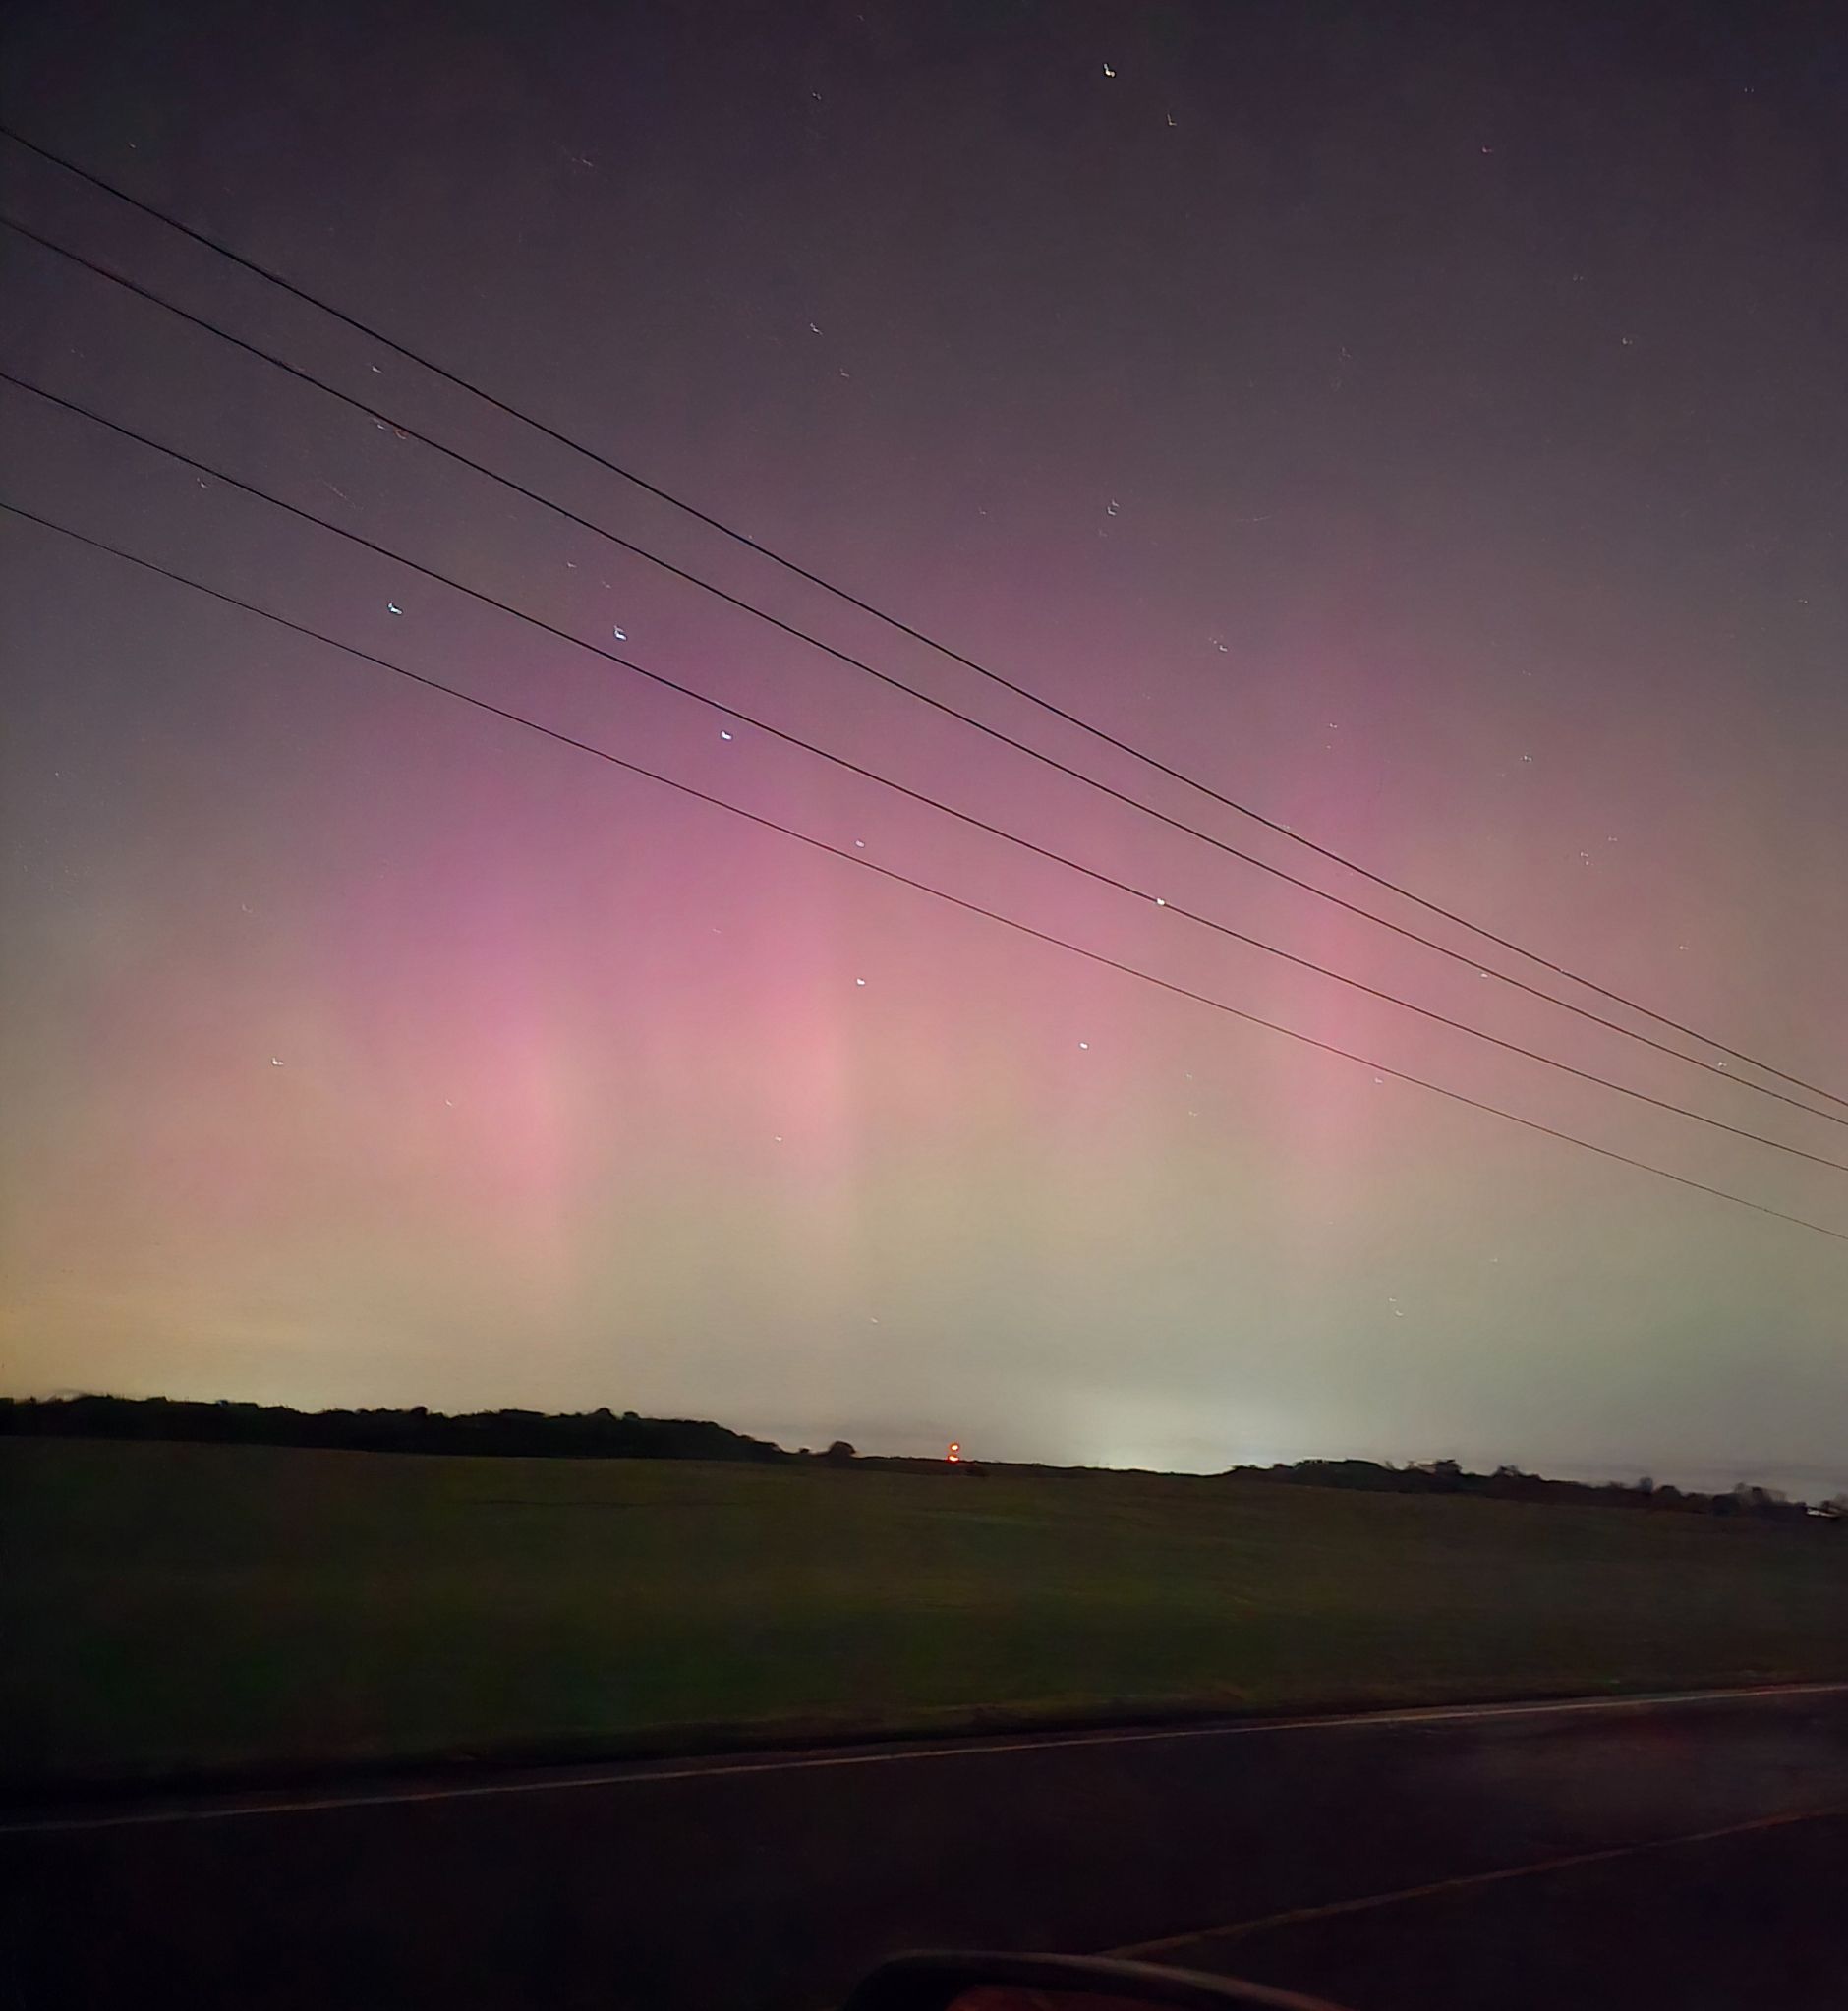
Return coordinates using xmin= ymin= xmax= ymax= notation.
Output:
xmin=1237 ymin=1456 xmax=1842 ymax=1524
xmin=0 ymin=1394 xmax=790 ymax=1463
xmin=2 ymin=1396 xmax=1839 ymax=1522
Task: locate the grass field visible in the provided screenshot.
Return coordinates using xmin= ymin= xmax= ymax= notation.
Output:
xmin=4 ymin=1437 xmax=1846 ymax=1791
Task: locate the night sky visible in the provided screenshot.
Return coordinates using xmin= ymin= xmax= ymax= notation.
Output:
xmin=3 ymin=0 xmax=1846 ymax=1493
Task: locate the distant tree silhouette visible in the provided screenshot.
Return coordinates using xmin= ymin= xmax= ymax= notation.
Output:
xmin=1235 ymin=1454 xmax=1818 ymax=1524
xmin=2 ymin=1397 xmax=1831 ymax=1523
xmin=0 ymin=1395 xmax=791 ymax=1464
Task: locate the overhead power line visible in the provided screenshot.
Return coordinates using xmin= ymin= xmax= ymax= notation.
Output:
xmin=3 ymin=211 xmax=1842 ymax=1142
xmin=6 ymin=495 xmax=1845 ymax=1249
xmin=4 ymin=121 xmax=1840 ymax=1119
xmin=9 ymin=360 xmax=1848 ymax=1182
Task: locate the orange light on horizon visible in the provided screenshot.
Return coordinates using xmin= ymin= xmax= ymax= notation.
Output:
xmin=946 ymin=1441 xmax=961 ymax=1463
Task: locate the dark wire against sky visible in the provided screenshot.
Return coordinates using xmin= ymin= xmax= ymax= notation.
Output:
xmin=8 ymin=131 xmax=1843 ymax=1120
xmin=8 ymin=188 xmax=1847 ymax=1133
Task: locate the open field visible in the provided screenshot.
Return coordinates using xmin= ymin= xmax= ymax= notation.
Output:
xmin=4 ymin=1437 xmax=1846 ymax=1791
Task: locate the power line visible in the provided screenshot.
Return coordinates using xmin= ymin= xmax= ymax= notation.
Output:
xmin=5 ymin=120 xmax=1840 ymax=1118
xmin=10 ymin=360 xmax=1848 ymax=1181
xmin=4 ymin=214 xmax=1841 ymax=1143
xmin=6 ymin=494 xmax=1845 ymax=1250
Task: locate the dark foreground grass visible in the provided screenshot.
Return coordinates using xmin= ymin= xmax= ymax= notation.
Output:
xmin=3 ymin=1438 xmax=1845 ymax=1791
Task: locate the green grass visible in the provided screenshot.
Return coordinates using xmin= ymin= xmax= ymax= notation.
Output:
xmin=3 ymin=1437 xmax=1845 ymax=1790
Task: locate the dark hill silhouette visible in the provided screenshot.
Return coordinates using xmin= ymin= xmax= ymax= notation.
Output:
xmin=1233 ymin=1455 xmax=1833 ymax=1525
xmin=0 ymin=1394 xmax=788 ymax=1463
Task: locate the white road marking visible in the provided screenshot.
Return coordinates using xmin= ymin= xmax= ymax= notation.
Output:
xmin=1109 ymin=1801 xmax=1848 ymax=1959
xmin=6 ymin=1681 xmax=1846 ymax=1838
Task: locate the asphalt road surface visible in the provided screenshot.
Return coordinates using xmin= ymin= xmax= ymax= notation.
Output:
xmin=6 ymin=1683 xmax=1848 ymax=2010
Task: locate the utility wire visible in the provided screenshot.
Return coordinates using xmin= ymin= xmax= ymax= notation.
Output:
xmin=3 ymin=211 xmax=1840 ymax=1141
xmin=9 ymin=361 xmax=1848 ymax=1180
xmin=6 ymin=495 xmax=1845 ymax=1249
xmin=4 ymin=121 xmax=1840 ymax=1117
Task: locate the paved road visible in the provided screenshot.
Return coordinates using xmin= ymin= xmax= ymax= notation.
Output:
xmin=5 ymin=1684 xmax=1848 ymax=2010
xmin=1144 ymin=1806 xmax=1848 ymax=2010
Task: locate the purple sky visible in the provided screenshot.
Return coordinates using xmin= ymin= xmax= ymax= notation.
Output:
xmin=3 ymin=0 xmax=1846 ymax=1492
